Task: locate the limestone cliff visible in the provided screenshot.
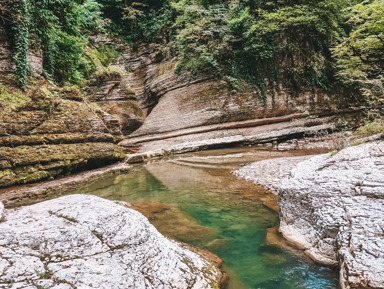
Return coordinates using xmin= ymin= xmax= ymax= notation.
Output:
xmin=116 ymin=45 xmax=352 ymax=152
xmin=0 ymin=39 xmax=357 ymax=188
xmin=0 ymin=76 xmax=126 ymax=188
xmin=121 ymin=46 xmax=337 ymax=134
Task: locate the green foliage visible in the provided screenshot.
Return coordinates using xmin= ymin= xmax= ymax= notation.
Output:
xmin=92 ymin=44 xmax=120 ymax=66
xmin=12 ymin=0 xmax=30 ymax=91
xmin=173 ymin=4 xmax=230 ymax=76
xmin=98 ymin=0 xmax=173 ymax=43
xmin=28 ymin=0 xmax=105 ymax=84
xmin=333 ymin=0 xmax=384 ymax=97
xmin=0 ymin=82 xmax=30 ymax=111
xmin=2 ymin=0 xmax=106 ymax=88
xmin=169 ymin=0 xmax=351 ymax=99
xmin=356 ymin=117 xmax=384 ymax=136
xmin=3 ymin=0 xmax=382 ymax=106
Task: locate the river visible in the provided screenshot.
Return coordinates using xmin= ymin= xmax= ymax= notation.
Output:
xmin=68 ymin=147 xmax=339 ymax=289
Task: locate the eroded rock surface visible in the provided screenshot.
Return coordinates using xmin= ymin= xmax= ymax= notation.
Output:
xmin=119 ymin=46 xmax=337 ymax=138
xmin=122 ymin=118 xmax=335 ymax=161
xmin=234 ymin=141 xmax=384 ymax=289
xmin=234 ymin=156 xmax=311 ymax=192
xmin=0 ymin=93 xmax=126 ymax=188
xmin=87 ymin=69 xmax=145 ymax=136
xmin=0 ymin=195 xmax=224 ymax=289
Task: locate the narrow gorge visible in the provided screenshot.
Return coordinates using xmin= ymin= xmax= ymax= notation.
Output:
xmin=1 ymin=0 xmax=383 ymax=288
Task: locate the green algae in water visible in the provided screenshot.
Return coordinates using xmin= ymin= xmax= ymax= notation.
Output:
xmin=72 ymin=150 xmax=339 ymax=289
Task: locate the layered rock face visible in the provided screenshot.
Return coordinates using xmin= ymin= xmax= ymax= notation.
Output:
xmin=235 ymin=141 xmax=384 ymax=289
xmin=0 ymin=42 xmax=43 ymax=75
xmin=87 ymin=70 xmax=145 ymax=136
xmin=0 ymin=96 xmax=125 ymax=188
xmin=119 ymin=46 xmax=335 ymax=138
xmin=0 ymin=195 xmax=224 ymax=289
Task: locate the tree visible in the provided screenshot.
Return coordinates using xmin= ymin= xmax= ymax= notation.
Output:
xmin=334 ymin=0 xmax=384 ymax=95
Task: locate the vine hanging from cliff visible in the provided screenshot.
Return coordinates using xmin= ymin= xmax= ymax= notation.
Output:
xmin=12 ymin=0 xmax=30 ymax=91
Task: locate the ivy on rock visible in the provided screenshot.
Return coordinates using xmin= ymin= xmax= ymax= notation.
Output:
xmin=12 ymin=0 xmax=30 ymax=91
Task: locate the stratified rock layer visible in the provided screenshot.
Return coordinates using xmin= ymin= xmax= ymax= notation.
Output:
xmin=235 ymin=141 xmax=384 ymax=289
xmin=0 ymin=143 xmax=125 ymax=188
xmin=119 ymin=46 xmax=341 ymax=139
xmin=0 ymin=42 xmax=43 ymax=75
xmin=0 ymin=95 xmax=126 ymax=188
xmin=87 ymin=69 xmax=145 ymax=136
xmin=0 ymin=195 xmax=224 ymax=289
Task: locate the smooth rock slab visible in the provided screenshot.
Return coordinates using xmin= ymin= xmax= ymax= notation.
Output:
xmin=234 ymin=156 xmax=311 ymax=192
xmin=0 ymin=195 xmax=223 ymax=288
xmin=234 ymin=141 xmax=384 ymax=289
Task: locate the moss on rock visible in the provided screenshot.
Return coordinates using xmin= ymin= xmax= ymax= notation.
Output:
xmin=0 ymin=143 xmax=125 ymax=188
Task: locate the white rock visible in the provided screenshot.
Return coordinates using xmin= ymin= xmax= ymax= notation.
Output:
xmin=234 ymin=156 xmax=311 ymax=192
xmin=0 ymin=201 xmax=3 ymax=221
xmin=0 ymin=195 xmax=223 ymax=288
xmin=234 ymin=141 xmax=384 ymax=289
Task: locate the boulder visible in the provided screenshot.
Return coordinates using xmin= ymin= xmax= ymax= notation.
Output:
xmin=0 ymin=195 xmax=224 ymax=288
xmin=279 ymin=141 xmax=384 ymax=288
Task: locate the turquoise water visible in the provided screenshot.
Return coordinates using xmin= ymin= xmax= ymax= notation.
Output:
xmin=70 ymin=148 xmax=339 ymax=289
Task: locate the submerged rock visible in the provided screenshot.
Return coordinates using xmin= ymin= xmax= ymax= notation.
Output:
xmin=234 ymin=141 xmax=384 ymax=289
xmin=0 ymin=195 xmax=224 ymax=289
xmin=0 ymin=163 xmax=130 ymax=208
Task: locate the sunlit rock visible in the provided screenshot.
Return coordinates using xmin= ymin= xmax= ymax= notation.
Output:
xmin=0 ymin=195 xmax=224 ymax=289
xmin=234 ymin=141 xmax=384 ymax=289
xmin=0 ymin=201 xmax=4 ymax=221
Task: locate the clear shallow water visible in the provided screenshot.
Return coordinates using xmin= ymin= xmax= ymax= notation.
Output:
xmin=70 ymin=148 xmax=339 ymax=289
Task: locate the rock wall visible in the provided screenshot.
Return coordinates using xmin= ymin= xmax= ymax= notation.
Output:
xmin=0 ymin=93 xmax=126 ymax=188
xmin=87 ymin=69 xmax=145 ymax=136
xmin=119 ymin=46 xmax=336 ymax=138
xmin=0 ymin=195 xmax=225 ymax=288
xmin=0 ymin=42 xmax=43 ymax=75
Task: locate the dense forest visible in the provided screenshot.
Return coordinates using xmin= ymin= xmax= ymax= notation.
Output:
xmin=0 ymin=0 xmax=383 ymax=106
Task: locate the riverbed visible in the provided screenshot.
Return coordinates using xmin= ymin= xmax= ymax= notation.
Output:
xmin=68 ymin=147 xmax=339 ymax=289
